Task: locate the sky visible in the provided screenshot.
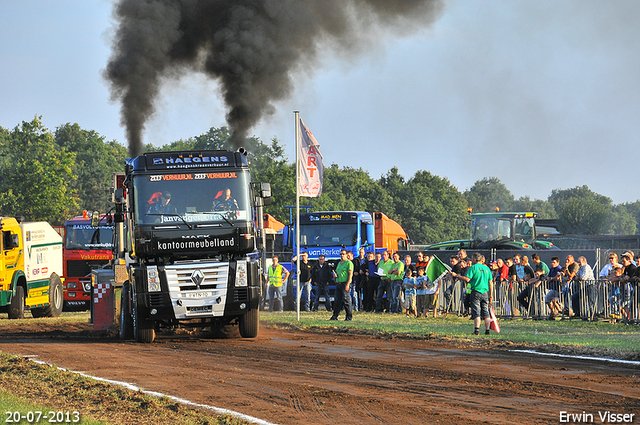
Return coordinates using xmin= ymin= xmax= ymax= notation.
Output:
xmin=1 ymin=1 xmax=639 ymax=205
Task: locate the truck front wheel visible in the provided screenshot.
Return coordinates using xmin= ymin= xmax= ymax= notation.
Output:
xmin=133 ymin=302 xmax=155 ymax=343
xmin=8 ymin=286 xmax=25 ymax=319
xmin=239 ymin=308 xmax=259 ymax=338
xmin=119 ymin=282 xmax=133 ymax=340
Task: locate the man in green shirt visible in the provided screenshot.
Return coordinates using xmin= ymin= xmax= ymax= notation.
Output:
xmin=375 ymin=250 xmax=394 ymax=313
xmin=453 ymin=252 xmax=493 ymax=335
xmin=389 ymin=252 xmax=405 ymax=314
xmin=330 ymin=249 xmax=354 ymax=321
xmin=531 ymin=253 xmax=550 ymax=277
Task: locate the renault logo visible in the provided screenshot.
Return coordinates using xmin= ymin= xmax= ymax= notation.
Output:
xmin=191 ymin=270 xmax=204 ymax=289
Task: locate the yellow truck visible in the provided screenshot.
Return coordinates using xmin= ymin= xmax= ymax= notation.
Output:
xmin=0 ymin=217 xmax=64 ymax=319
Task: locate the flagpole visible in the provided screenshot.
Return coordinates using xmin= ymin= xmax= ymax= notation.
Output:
xmin=294 ymin=111 xmax=301 ymax=322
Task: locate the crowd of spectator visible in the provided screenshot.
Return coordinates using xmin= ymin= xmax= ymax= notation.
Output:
xmin=479 ymin=250 xmax=637 ymax=322
xmin=268 ymin=247 xmax=637 ymax=324
xmin=274 ymin=248 xmax=439 ymax=319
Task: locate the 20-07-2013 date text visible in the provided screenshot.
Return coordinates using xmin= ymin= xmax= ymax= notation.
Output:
xmin=5 ymin=411 xmax=80 ymax=423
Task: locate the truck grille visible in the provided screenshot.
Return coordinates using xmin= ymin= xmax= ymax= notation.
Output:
xmin=67 ymin=260 xmax=110 ymax=278
xmin=164 ymin=262 xmax=229 ymax=319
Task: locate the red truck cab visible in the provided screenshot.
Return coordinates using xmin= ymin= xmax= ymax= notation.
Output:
xmin=62 ymin=214 xmax=113 ymax=310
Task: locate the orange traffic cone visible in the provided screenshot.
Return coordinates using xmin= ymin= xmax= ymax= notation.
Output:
xmin=489 ymin=306 xmax=501 ymax=333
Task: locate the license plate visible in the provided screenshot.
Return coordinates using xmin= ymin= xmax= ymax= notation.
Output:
xmin=189 ymin=306 xmax=212 ymax=313
xmin=185 ymin=291 xmax=211 ymax=298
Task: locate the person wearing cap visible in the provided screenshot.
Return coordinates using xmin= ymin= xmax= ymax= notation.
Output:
xmin=623 ymin=251 xmax=636 ymax=266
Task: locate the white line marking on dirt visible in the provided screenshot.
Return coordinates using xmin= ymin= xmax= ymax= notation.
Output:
xmin=510 ymin=350 xmax=640 ymax=366
xmin=26 ymin=356 xmax=278 ymax=425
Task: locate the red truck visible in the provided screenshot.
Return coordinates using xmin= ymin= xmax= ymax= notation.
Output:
xmin=61 ymin=214 xmax=114 ymax=310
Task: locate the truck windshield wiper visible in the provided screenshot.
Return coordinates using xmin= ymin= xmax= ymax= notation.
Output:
xmin=146 ymin=214 xmax=193 ymax=230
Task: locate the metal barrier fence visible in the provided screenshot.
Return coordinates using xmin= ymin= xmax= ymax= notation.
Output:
xmin=438 ymin=276 xmax=639 ymax=323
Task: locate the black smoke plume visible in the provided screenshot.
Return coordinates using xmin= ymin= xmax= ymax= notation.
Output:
xmin=105 ymin=0 xmax=444 ymax=157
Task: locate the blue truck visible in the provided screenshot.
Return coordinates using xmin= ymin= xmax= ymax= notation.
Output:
xmin=273 ymin=211 xmax=408 ymax=309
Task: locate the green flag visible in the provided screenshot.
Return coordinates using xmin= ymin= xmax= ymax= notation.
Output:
xmin=426 ymin=255 xmax=451 ymax=284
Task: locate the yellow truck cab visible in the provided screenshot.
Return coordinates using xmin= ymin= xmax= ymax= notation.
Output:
xmin=0 ymin=217 xmax=64 ymax=319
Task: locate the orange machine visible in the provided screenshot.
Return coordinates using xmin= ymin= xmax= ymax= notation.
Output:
xmin=374 ymin=212 xmax=409 ymax=253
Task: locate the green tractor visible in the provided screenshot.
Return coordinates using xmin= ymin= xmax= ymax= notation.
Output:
xmin=426 ymin=212 xmax=558 ymax=251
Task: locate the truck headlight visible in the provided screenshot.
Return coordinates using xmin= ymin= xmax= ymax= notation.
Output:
xmin=67 ymin=282 xmax=77 ymax=289
xmin=147 ymin=265 xmax=161 ymax=292
xmin=235 ymin=260 xmax=247 ymax=287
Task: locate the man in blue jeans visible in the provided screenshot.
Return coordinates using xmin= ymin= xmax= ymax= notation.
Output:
xmin=452 ymin=252 xmax=493 ymax=335
xmin=268 ymin=256 xmax=290 ymax=312
xmin=293 ymin=251 xmax=312 ymax=312
xmin=330 ymin=249 xmax=353 ymax=321
xmin=376 ymin=250 xmax=393 ymax=313
xmin=389 ymin=252 xmax=405 ymax=313
xmin=312 ymin=254 xmax=333 ymax=311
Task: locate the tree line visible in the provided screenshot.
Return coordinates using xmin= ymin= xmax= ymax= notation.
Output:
xmin=2 ymin=117 xmax=639 ymax=243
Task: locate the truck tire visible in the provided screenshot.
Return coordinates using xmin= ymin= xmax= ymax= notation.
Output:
xmin=133 ymin=301 xmax=155 ymax=343
xmin=239 ymin=308 xmax=259 ymax=338
xmin=31 ymin=274 xmax=64 ymax=318
xmin=8 ymin=285 xmax=25 ymax=319
xmin=119 ymin=282 xmax=133 ymax=340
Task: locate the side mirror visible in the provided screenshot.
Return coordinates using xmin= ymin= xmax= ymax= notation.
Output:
xmin=261 ymin=182 xmax=272 ymax=206
xmin=11 ymin=234 xmax=20 ymax=249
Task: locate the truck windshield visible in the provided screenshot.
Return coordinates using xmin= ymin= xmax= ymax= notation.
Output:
xmin=471 ymin=217 xmax=511 ymax=243
xmin=65 ymin=225 xmax=114 ymax=250
xmin=514 ymin=217 xmax=535 ymax=244
xmin=299 ymin=223 xmax=357 ymax=247
xmin=132 ymin=171 xmax=252 ymax=226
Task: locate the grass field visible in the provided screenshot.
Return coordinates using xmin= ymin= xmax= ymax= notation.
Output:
xmin=0 ymin=351 xmax=249 ymax=425
xmin=260 ymin=310 xmax=640 ymax=357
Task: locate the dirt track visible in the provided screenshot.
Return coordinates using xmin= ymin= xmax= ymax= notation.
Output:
xmin=0 ymin=321 xmax=639 ymax=425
